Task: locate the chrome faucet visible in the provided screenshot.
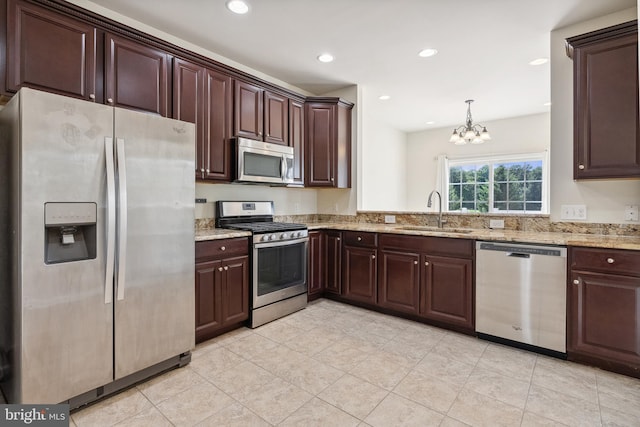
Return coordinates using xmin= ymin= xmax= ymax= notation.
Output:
xmin=427 ymin=190 xmax=445 ymax=228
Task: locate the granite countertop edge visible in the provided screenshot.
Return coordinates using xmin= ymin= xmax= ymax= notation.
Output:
xmin=195 ymin=222 xmax=640 ymax=251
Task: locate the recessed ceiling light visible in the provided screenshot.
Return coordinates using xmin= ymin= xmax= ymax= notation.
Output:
xmin=418 ymin=48 xmax=438 ymax=58
xmin=226 ymin=0 xmax=249 ymax=14
xmin=544 ymin=102 xmax=552 ymax=106
xmin=379 ymin=95 xmax=391 ymax=101
xmin=426 ymin=121 xmax=436 ymax=125
xmin=317 ymin=53 xmax=334 ymax=63
xmin=529 ymin=58 xmax=548 ymax=66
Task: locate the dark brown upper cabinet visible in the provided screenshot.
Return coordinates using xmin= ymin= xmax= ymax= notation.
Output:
xmin=305 ymin=97 xmax=353 ymax=188
xmin=289 ymin=98 xmax=305 ymax=185
xmin=567 ymin=21 xmax=640 ymax=179
xmin=6 ymin=0 xmax=96 ymax=100
xmin=105 ymin=33 xmax=170 ymax=116
xmin=173 ymin=57 xmax=233 ymax=181
xmin=233 ymin=80 xmax=288 ymax=145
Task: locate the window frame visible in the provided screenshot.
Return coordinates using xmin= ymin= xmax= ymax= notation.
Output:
xmin=443 ymin=152 xmax=549 ymax=215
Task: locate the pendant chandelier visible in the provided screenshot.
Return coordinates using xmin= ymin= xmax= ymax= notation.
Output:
xmin=449 ymin=100 xmax=491 ymax=145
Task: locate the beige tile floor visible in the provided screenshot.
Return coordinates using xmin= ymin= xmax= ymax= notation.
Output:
xmin=11 ymin=298 xmax=640 ymax=426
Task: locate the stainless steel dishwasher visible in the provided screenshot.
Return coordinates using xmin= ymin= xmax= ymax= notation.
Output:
xmin=475 ymin=241 xmax=567 ymax=354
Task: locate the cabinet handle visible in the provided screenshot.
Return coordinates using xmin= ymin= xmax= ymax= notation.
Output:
xmin=89 ymin=94 xmax=95 ymax=100
xmin=224 ymin=266 xmax=229 ymax=270
xmin=425 ymin=261 xmax=429 ymax=266
xmin=357 ymin=236 xmax=362 ymax=241
xmin=218 ymin=267 xmax=223 ymax=272
xmin=573 ymin=279 xmax=580 ymax=285
xmin=337 ymin=237 xmax=341 ymax=241
xmin=206 ymin=169 xmax=210 ymax=174
xmin=371 ymin=255 xmax=376 ymax=260
xmin=220 ymin=246 xmax=226 ymax=251
xmin=107 ymin=98 xmax=114 ymax=104
xmin=414 ymin=260 xmax=418 ymax=265
xmin=607 ymin=258 xmax=614 ymax=264
xmin=578 ymin=164 xmax=585 ymax=170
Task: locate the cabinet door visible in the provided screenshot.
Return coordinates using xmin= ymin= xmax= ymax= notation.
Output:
xmin=569 ymin=271 xmax=640 ymax=368
xmin=7 ymin=0 xmax=96 ymax=99
xmin=222 ymin=255 xmax=249 ymax=325
xmin=572 ymin=30 xmax=640 ymax=179
xmin=173 ymin=58 xmax=203 ymax=178
xmin=203 ymin=69 xmax=233 ymax=180
xmin=105 ymin=33 xmax=169 ymax=116
xmin=325 ymin=231 xmax=342 ymax=295
xmin=195 ymin=259 xmax=223 ymax=343
xmin=308 ymin=231 xmax=324 ymax=297
xmin=234 ymin=80 xmax=263 ymax=140
xmin=343 ymin=246 xmax=377 ymax=304
xmin=378 ymin=250 xmax=420 ymax=315
xmin=289 ymin=99 xmax=305 ymax=185
xmin=305 ymin=102 xmax=335 ymax=186
xmin=421 ymin=255 xmax=473 ymax=330
xmin=264 ymin=91 xmax=288 ymax=145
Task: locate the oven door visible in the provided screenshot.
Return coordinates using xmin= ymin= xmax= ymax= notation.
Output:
xmin=253 ymin=237 xmax=308 ymax=308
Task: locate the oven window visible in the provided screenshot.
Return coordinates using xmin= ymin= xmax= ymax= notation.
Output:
xmin=245 ymin=152 xmax=281 ymax=178
xmin=256 ymin=241 xmax=306 ymax=296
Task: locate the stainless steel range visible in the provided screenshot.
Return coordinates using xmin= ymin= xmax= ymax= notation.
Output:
xmin=216 ymin=201 xmax=308 ymax=327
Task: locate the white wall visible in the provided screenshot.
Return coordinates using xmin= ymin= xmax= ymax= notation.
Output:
xmin=404 ymin=113 xmax=550 ymax=212
xmin=550 ymin=7 xmax=640 ymax=224
xmin=359 ymin=87 xmax=408 ymax=211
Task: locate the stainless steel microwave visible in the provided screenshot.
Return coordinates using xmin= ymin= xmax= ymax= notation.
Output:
xmin=235 ymin=137 xmax=294 ymax=185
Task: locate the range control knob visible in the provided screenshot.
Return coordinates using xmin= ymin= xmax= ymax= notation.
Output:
xmin=281 ymin=233 xmax=289 ymax=240
xmin=269 ymin=234 xmax=277 ymax=241
xmin=261 ymin=235 xmax=270 ymax=242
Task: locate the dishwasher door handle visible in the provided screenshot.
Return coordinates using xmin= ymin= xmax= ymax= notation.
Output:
xmin=507 ymin=252 xmax=530 ymax=259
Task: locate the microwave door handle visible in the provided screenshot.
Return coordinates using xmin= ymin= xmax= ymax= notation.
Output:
xmin=281 ymin=154 xmax=287 ymax=181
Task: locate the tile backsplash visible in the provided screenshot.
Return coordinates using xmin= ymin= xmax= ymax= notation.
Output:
xmin=196 ymin=211 xmax=639 ymax=236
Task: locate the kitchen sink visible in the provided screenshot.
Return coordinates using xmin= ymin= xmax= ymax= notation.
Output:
xmin=397 ymin=226 xmax=474 ymax=234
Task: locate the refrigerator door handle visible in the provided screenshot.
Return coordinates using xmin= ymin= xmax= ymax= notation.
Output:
xmin=116 ymin=138 xmax=128 ymax=301
xmin=104 ymin=137 xmax=116 ymax=304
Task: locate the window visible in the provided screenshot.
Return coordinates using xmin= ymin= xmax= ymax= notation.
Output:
xmin=445 ymin=153 xmax=548 ymax=214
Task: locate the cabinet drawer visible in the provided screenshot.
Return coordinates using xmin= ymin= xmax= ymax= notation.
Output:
xmin=571 ymin=247 xmax=640 ymax=277
xmin=380 ymin=233 xmax=473 ymax=258
xmin=196 ymin=238 xmax=249 ymax=261
xmin=343 ymin=231 xmax=377 ymax=247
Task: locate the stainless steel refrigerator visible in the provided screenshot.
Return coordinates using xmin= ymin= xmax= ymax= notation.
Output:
xmin=0 ymin=88 xmax=196 ymax=407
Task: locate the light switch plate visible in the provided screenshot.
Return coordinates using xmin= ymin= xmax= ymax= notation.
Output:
xmin=384 ymin=215 xmax=396 ymax=224
xmin=625 ymin=205 xmax=639 ymax=221
xmin=489 ymin=219 xmax=504 ymax=229
xmin=560 ymin=204 xmax=587 ymax=220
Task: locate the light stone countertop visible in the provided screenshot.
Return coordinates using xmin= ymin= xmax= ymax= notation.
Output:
xmin=196 ymin=222 xmax=640 ymax=251
xmin=195 ymin=228 xmax=251 ymax=241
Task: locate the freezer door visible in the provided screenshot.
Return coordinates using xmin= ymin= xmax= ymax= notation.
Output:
xmin=13 ymin=88 xmax=114 ymax=403
xmin=113 ymin=108 xmax=195 ymax=379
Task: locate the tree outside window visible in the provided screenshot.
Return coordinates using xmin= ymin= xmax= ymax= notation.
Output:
xmin=447 ymin=156 xmax=545 ymax=214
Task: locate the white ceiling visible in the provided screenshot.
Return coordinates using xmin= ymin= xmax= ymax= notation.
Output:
xmin=86 ymin=0 xmax=635 ymax=132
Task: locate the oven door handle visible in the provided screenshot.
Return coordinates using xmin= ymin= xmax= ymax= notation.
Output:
xmin=254 ymin=236 xmax=309 ymax=249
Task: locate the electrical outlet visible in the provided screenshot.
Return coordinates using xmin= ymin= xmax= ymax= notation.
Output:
xmin=334 ymin=203 xmax=339 ymax=213
xmin=560 ymin=204 xmax=587 ymax=220
xmin=294 ymin=202 xmax=300 ymax=213
xmin=384 ymin=215 xmax=396 ymax=224
xmin=625 ymin=205 xmax=639 ymax=221
xmin=489 ymin=219 xmax=504 ymax=229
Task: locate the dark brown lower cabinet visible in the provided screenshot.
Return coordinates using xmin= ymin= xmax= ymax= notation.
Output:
xmin=195 ymin=238 xmax=249 ymax=343
xmin=378 ymin=249 xmax=420 ymax=315
xmin=568 ymin=247 xmax=640 ymax=377
xmin=324 ymin=231 xmax=342 ymax=295
xmin=342 ymin=245 xmax=377 ymax=304
xmin=421 ymin=255 xmax=473 ymax=330
xmin=307 ymin=231 xmax=324 ymax=299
